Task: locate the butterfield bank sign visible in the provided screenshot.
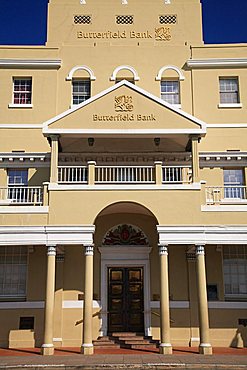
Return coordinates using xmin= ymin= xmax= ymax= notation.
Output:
xmin=77 ymin=27 xmax=172 ymax=41
xmin=92 ymin=95 xmax=157 ymax=122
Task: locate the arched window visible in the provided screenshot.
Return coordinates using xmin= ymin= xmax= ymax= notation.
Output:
xmin=156 ymin=66 xmax=184 ymax=107
xmin=110 ymin=65 xmax=140 ymax=84
xmin=66 ymin=66 xmax=96 ymax=105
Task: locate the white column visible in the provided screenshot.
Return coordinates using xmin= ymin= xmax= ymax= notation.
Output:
xmin=81 ymin=244 xmax=94 ymax=355
xmin=195 ymin=245 xmax=212 ymax=355
xmin=41 ymin=245 xmax=56 ymax=356
xmin=159 ymin=244 xmax=172 ymax=354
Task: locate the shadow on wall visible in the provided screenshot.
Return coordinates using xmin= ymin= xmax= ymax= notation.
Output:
xmin=231 ymin=326 xmax=247 ymax=348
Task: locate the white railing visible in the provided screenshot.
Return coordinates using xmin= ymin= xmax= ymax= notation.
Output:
xmin=58 ymin=166 xmax=88 ymax=183
xmin=206 ymin=186 xmax=247 ymax=204
xmin=162 ymin=166 xmax=191 ymax=184
xmin=0 ymin=186 xmax=43 ymax=205
xmin=95 ymin=166 xmax=155 ymax=184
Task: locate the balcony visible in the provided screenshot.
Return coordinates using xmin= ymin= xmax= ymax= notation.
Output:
xmin=57 ymin=164 xmax=192 ymax=185
xmin=0 ymin=186 xmax=43 ymax=206
xmin=205 ymin=186 xmax=247 ymax=205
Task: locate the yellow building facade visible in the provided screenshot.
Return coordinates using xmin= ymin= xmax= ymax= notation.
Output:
xmin=0 ymin=0 xmax=247 ymax=355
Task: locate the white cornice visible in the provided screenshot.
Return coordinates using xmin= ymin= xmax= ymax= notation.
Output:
xmin=157 ymin=225 xmax=247 ymax=245
xmin=187 ymin=58 xmax=247 ymax=68
xmin=0 ymin=225 xmax=95 ymax=246
xmin=0 ymin=124 xmax=43 ymax=128
xmin=0 ymin=59 xmax=62 ymax=69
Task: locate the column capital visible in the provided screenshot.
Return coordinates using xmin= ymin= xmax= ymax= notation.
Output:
xmin=46 ymin=245 xmax=56 ymax=256
xmin=159 ymin=244 xmax=168 ymax=255
xmin=195 ymin=245 xmax=205 ymax=255
xmin=49 ymin=134 xmax=60 ymax=141
xmin=84 ymin=244 xmax=94 ymax=256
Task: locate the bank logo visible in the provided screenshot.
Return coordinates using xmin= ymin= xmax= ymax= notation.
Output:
xmin=115 ymin=95 xmax=133 ymax=112
xmin=155 ymin=27 xmax=171 ymax=41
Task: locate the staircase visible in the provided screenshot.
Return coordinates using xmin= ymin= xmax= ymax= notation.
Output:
xmin=93 ymin=332 xmax=159 ymax=350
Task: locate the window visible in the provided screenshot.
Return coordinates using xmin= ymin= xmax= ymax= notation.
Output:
xmin=161 ymin=80 xmax=180 ymax=105
xmin=72 ymin=79 xmax=91 ymax=105
xmin=219 ymin=77 xmax=240 ymax=104
xmin=223 ymin=245 xmax=247 ymax=298
xmin=13 ymin=78 xmax=32 ymax=105
xmin=8 ymin=169 xmax=28 ymax=202
xmin=0 ymin=246 xmax=28 ymax=299
xmin=223 ymin=169 xmax=245 ymax=199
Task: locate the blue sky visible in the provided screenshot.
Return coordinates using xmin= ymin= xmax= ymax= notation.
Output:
xmin=0 ymin=0 xmax=246 ymax=45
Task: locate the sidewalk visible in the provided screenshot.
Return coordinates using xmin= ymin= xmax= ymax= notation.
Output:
xmin=0 ymin=347 xmax=247 ymax=369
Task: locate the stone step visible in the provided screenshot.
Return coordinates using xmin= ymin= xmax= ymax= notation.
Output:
xmin=116 ymin=336 xmax=145 ymax=341
xmin=121 ymin=340 xmax=153 ymax=345
xmin=129 ymin=344 xmax=158 ymax=349
xmin=93 ymin=343 xmax=121 ymax=349
xmin=111 ymin=332 xmax=141 ymax=337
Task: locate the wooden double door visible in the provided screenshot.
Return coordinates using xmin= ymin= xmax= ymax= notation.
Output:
xmin=108 ymin=267 xmax=144 ymax=333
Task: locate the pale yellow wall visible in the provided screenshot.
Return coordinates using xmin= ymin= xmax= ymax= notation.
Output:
xmin=169 ymin=246 xmax=188 ymax=301
xmin=205 ymin=246 xmax=224 ymax=301
xmin=27 ymin=246 xmax=46 ymax=300
xmin=0 ymin=129 xmax=50 ymax=152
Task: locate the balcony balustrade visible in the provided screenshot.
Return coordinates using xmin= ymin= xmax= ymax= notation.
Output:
xmin=58 ymin=166 xmax=88 ymax=183
xmin=205 ymin=186 xmax=247 ymax=204
xmin=58 ymin=163 xmax=192 ymax=185
xmin=0 ymin=186 xmax=43 ymax=205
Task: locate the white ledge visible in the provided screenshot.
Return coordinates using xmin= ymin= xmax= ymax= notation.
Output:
xmin=0 ymin=206 xmax=49 ymax=214
xmin=49 ymin=183 xmax=201 ymax=191
xmin=218 ymin=103 xmax=242 ymax=109
xmin=187 ymin=58 xmax=247 ymax=68
xmin=0 ymin=59 xmax=62 ymax=69
xmin=8 ymin=104 xmax=33 ymax=109
xmin=202 ymin=205 xmax=247 ymax=212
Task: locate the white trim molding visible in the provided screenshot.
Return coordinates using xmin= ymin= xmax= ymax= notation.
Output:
xmin=63 ymin=300 xmax=100 ymax=309
xmin=208 ymin=301 xmax=247 ymax=309
xmin=0 ymin=301 xmax=44 ymax=309
xmin=0 ymin=124 xmax=43 ymax=129
xmin=0 ymin=206 xmax=49 ymax=214
xmin=0 ymin=225 xmax=95 ymax=246
xmin=110 ymin=65 xmax=140 ymax=81
xmin=8 ymin=104 xmax=33 ymax=109
xmin=0 ymin=59 xmax=61 ymax=69
xmin=207 ymin=123 xmax=247 ymax=128
xmin=187 ymin=58 xmax=247 ymax=69
xmin=201 ymin=205 xmax=247 ymax=212
xmin=150 ymin=301 xmax=189 ymax=309
xmin=66 ymin=65 xmax=96 ymax=81
xmin=156 ymin=65 xmax=185 ymax=81
xmin=218 ymin=103 xmax=242 ymax=109
xmin=157 ymin=225 xmax=247 ymax=245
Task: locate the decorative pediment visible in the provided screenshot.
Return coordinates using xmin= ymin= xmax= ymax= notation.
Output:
xmin=102 ymin=224 xmax=149 ymax=246
xmin=43 ymin=80 xmax=206 ymax=136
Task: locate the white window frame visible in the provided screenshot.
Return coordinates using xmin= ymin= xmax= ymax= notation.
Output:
xmin=223 ymin=245 xmax=247 ymax=300
xmin=71 ymin=78 xmax=91 ymax=106
xmin=0 ymin=246 xmax=28 ymax=300
xmin=8 ymin=77 xmax=33 ymax=108
xmin=7 ymin=169 xmax=28 ymax=203
xmin=218 ymin=77 xmax=242 ymax=108
xmin=223 ymin=169 xmax=245 ymax=200
xmin=160 ymin=79 xmax=181 ymax=108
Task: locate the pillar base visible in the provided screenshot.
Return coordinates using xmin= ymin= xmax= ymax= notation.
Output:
xmin=81 ymin=344 xmax=94 ymax=355
xmin=41 ymin=344 xmax=54 ymax=356
xmin=199 ymin=343 xmax=212 ymax=355
xmin=159 ymin=343 xmax=172 ymax=355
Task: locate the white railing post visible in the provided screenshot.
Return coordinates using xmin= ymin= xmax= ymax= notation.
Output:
xmin=154 ymin=161 xmax=163 ymax=185
xmin=88 ymin=161 xmax=96 ymax=185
